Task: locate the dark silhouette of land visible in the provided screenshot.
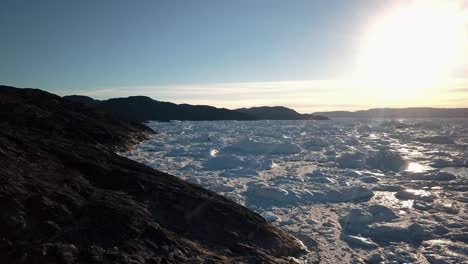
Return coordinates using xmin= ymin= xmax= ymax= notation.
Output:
xmin=66 ymin=96 xmax=468 ymax=121
xmin=0 ymin=85 xmax=305 ymax=263
xmin=236 ymin=106 xmax=329 ymax=120
xmin=313 ymin=107 xmax=468 ymax=118
xmin=64 ymin=95 xmax=256 ymax=122
xmin=64 ymin=95 xmax=329 ymax=122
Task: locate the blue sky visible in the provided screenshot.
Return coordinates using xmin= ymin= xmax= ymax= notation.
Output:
xmin=1 ymin=0 xmax=467 ymax=112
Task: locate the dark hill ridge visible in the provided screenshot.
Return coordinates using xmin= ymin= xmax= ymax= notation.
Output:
xmin=64 ymin=95 xmax=329 ymax=122
xmin=64 ymin=95 xmax=101 ymax=107
xmin=0 ymin=85 xmax=306 ymax=263
xmin=236 ymin=106 xmax=329 ymax=120
xmin=313 ymin=107 xmax=468 ymax=118
xmin=64 ymin=95 xmax=255 ymax=122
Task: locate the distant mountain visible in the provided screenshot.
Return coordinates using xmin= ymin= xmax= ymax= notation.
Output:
xmin=64 ymin=96 xmax=329 ymax=122
xmin=236 ymin=106 xmax=329 ymax=120
xmin=63 ymin=95 xmax=101 ymax=107
xmin=64 ymin=95 xmax=255 ymax=122
xmin=313 ymin=108 xmax=468 ymax=118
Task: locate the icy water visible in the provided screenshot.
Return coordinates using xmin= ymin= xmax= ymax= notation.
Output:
xmin=124 ymin=119 xmax=468 ymax=263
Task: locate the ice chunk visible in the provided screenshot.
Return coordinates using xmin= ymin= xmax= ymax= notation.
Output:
xmin=367 ymin=205 xmax=398 ymax=222
xmin=416 ymin=136 xmax=454 ymax=144
xmin=261 ymin=211 xmax=281 ymax=222
xmin=243 ymin=159 xmax=276 ymax=171
xmin=366 ymin=224 xmax=409 ymax=242
xmin=366 ymin=253 xmax=385 ymax=264
xmin=221 ymin=168 xmax=259 ymax=177
xmin=359 ymin=176 xmax=379 ymax=183
xmin=303 ymin=138 xmax=329 ymax=150
xmin=365 ymin=149 xmax=406 ymax=172
xmin=395 ymin=189 xmax=435 ymax=202
xmin=304 ymin=170 xmax=330 ymax=178
xmin=314 ymin=187 xmax=374 ymax=203
xmin=341 ymin=234 xmax=378 ymax=249
xmin=245 ymin=183 xmax=296 ymax=202
xmin=202 ymin=154 xmax=244 ymax=170
xmin=224 ymin=139 xmax=301 ymax=155
xmin=339 ymin=208 xmax=374 ymax=229
xmin=402 ymin=171 xmax=456 ymax=181
xmin=309 ymin=177 xmax=335 ymax=184
xmin=336 ymin=152 xmax=366 ymax=169
xmin=209 ymin=148 xmax=219 ymax=157
xmin=340 ymin=205 xmax=397 ymax=232
xmin=422 ymin=239 xmax=468 ymax=264
xmin=165 ymin=147 xmax=187 ymax=157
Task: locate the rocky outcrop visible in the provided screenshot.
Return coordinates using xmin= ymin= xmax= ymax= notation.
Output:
xmin=0 ymin=86 xmax=305 ymax=263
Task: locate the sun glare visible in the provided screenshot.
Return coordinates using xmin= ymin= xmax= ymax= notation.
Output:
xmin=359 ymin=0 xmax=468 ymax=92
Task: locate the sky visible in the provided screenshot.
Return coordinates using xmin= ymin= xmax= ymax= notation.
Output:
xmin=1 ymin=0 xmax=467 ymax=112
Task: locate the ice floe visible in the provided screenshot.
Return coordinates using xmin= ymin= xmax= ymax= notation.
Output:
xmin=124 ymin=119 xmax=468 ymax=263
xmin=202 ymin=154 xmax=244 ymax=170
xmin=224 ymin=139 xmax=302 ymax=155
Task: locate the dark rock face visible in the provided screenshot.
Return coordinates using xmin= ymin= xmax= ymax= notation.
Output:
xmin=236 ymin=106 xmax=329 ymax=120
xmin=0 ymin=86 xmax=305 ymax=263
xmin=64 ymin=95 xmax=255 ymax=122
xmin=63 ymin=95 xmax=101 ymax=107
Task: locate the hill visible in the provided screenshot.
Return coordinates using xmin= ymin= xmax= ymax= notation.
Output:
xmin=64 ymin=95 xmax=255 ymax=122
xmin=313 ymin=107 xmax=468 ymax=118
xmin=0 ymin=85 xmax=305 ymax=263
xmin=236 ymin=106 xmax=329 ymax=120
xmin=65 ymin=95 xmax=329 ymax=122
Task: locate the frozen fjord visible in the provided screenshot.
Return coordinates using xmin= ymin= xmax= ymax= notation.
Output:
xmin=124 ymin=119 xmax=468 ymax=264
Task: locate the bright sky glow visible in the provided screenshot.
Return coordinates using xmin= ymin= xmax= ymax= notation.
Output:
xmin=68 ymin=78 xmax=468 ymax=113
xmin=358 ymin=0 xmax=468 ymax=93
xmin=1 ymin=0 xmax=468 ymax=112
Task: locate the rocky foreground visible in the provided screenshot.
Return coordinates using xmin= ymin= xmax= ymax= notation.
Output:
xmin=0 ymin=86 xmax=306 ymax=263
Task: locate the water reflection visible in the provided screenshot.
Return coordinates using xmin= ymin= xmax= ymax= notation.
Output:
xmin=405 ymin=162 xmax=431 ymax=173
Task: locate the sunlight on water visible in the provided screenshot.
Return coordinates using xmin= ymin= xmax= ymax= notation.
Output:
xmin=405 ymin=162 xmax=430 ymax=173
xmin=210 ymin=149 xmax=219 ymax=157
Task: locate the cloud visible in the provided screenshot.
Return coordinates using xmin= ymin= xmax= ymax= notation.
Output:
xmin=78 ymin=80 xmax=348 ymax=97
xmin=67 ymin=78 xmax=468 ymax=113
xmin=69 ymin=80 xmax=368 ymax=112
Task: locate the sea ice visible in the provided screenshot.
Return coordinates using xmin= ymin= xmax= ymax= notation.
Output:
xmin=124 ymin=119 xmax=468 ymax=263
xmin=224 ymin=139 xmax=302 ymax=155
xmin=402 ymin=171 xmax=457 ymax=181
xmin=365 ymin=149 xmax=406 ymax=172
xmin=395 ymin=189 xmax=435 ymax=202
xmin=202 ymin=154 xmax=244 ymax=170
xmin=245 ymin=182 xmax=300 ymax=205
xmin=261 ymin=211 xmax=281 ymax=222
xmin=416 ymin=136 xmax=454 ymax=144
xmin=341 ymin=234 xmax=378 ymax=249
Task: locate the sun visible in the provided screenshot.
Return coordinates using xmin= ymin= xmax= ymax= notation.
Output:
xmin=358 ymin=0 xmax=467 ymax=92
